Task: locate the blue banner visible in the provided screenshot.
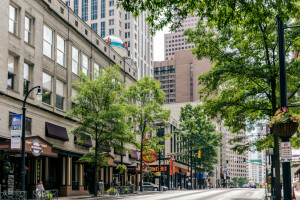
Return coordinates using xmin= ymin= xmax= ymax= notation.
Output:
xmin=11 ymin=114 xmax=22 ymax=149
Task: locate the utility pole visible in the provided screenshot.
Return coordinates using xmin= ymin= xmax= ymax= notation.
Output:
xmin=159 ymin=150 xmax=161 ymax=191
xmin=277 ymin=15 xmax=292 ymax=200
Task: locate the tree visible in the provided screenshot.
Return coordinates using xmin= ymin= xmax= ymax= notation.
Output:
xmin=179 ymin=104 xmax=222 ymax=174
xmin=67 ymin=66 xmax=134 ymax=196
xmin=125 ymin=76 xmax=170 ymax=191
xmin=119 ymin=1 xmax=300 ymax=199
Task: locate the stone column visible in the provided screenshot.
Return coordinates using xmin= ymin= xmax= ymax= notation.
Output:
xmin=79 ymin=164 xmax=83 ymax=186
xmin=62 ymin=157 xmax=66 ymax=185
xmin=45 ymin=157 xmax=49 ymax=182
xmin=67 ymin=157 xmax=72 ymax=186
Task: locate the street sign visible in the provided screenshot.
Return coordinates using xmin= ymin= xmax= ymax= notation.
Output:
xmin=281 ymin=142 xmax=292 ymax=162
xmin=269 ymin=148 xmax=273 ymax=155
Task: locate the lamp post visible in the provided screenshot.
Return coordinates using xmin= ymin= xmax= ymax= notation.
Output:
xmin=21 ymin=86 xmax=42 ymax=191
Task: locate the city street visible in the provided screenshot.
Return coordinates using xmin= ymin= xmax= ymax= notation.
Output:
xmin=118 ymin=189 xmax=265 ymax=200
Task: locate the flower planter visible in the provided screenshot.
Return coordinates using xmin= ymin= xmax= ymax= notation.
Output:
xmin=272 ymin=122 xmax=299 ymax=138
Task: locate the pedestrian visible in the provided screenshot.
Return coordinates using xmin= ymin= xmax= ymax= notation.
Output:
xmin=188 ymin=180 xmax=191 ymax=190
xmin=36 ymin=181 xmax=45 ymax=199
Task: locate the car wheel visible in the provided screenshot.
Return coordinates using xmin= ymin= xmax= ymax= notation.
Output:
xmin=154 ymin=188 xmax=158 ymax=191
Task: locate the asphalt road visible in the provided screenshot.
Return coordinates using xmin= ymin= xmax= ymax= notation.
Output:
xmin=119 ymin=188 xmax=265 ymax=200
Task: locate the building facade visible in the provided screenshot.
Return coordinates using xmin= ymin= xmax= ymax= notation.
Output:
xmin=164 ymin=16 xmax=199 ymax=60
xmin=0 ymin=0 xmax=138 ymax=196
xmin=64 ymin=0 xmax=153 ymax=79
xmin=154 ymin=50 xmax=211 ymax=104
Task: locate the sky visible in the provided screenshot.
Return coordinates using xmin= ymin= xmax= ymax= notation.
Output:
xmin=153 ymin=27 xmax=170 ymax=61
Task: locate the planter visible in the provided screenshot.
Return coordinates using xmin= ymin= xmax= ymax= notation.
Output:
xmin=272 ymin=122 xmax=299 ymax=138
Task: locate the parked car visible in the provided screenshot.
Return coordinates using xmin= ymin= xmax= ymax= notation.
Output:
xmin=142 ymin=182 xmax=159 ymax=191
xmin=249 ymin=185 xmax=257 ymax=189
xmin=161 ymin=186 xmax=168 ymax=191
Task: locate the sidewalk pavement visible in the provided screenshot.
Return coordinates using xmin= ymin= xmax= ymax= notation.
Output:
xmin=58 ymin=191 xmax=162 ymax=200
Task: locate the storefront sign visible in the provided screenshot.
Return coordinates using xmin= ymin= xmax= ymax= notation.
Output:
xmin=11 ymin=114 xmax=22 ymax=149
xmin=31 ymin=140 xmax=42 ymax=156
xmin=150 ymin=166 xmax=168 ymax=172
xmin=142 ymin=149 xmax=158 ymax=163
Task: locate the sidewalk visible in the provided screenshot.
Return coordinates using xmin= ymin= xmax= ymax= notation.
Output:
xmin=58 ymin=191 xmax=161 ymax=200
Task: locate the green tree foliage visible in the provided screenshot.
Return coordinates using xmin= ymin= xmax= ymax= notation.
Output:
xmin=119 ymin=1 xmax=300 ymax=198
xmin=125 ymin=76 xmax=170 ymax=190
xmin=232 ymin=177 xmax=248 ymax=188
xmin=179 ymin=104 xmax=222 ymax=174
xmin=125 ymin=76 xmax=171 ymax=151
xmin=67 ymin=66 xmax=134 ymax=195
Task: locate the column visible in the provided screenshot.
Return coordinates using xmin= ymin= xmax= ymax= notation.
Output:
xmin=45 ymin=157 xmax=49 ymax=182
xmin=62 ymin=157 xmax=66 ymax=185
xmin=67 ymin=157 xmax=72 ymax=186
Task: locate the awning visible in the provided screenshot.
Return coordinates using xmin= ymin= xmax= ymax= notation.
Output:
xmin=99 ymin=142 xmax=111 ymax=152
xmin=129 ymin=149 xmax=138 ymax=159
xmin=74 ymin=135 xmax=92 ymax=147
xmin=45 ymin=122 xmax=69 ymax=141
xmin=114 ymin=160 xmax=132 ymax=166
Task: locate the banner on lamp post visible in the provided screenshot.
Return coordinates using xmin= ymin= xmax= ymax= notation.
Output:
xmin=11 ymin=114 xmax=22 ymax=149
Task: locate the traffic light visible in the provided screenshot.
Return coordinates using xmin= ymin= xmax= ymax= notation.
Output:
xmin=198 ymin=150 xmax=201 ymax=159
xmin=243 ymin=158 xmax=246 ymax=164
xmin=226 ymin=160 xmax=229 ymax=166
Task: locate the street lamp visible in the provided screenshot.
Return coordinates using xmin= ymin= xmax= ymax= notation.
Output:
xmin=21 ymin=86 xmax=41 ymax=191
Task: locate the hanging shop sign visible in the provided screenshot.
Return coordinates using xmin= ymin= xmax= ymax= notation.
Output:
xmin=142 ymin=149 xmax=158 ymax=163
xmin=31 ymin=139 xmax=42 ymax=156
xmin=11 ymin=114 xmax=22 ymax=149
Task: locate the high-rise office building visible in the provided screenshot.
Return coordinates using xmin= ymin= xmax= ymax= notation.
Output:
xmin=154 ymin=50 xmax=211 ymax=104
xmin=164 ymin=16 xmax=199 ymax=60
xmin=64 ymin=0 xmax=153 ymax=79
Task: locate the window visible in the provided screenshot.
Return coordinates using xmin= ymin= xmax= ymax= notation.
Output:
xmin=66 ymin=1 xmax=70 ymax=6
xmin=94 ymin=62 xmax=99 ymax=77
xmin=82 ymin=0 xmax=88 ymax=21
xmin=125 ymin=23 xmax=130 ymax=29
xmin=119 ymin=21 xmax=121 ymax=28
xmin=109 ymin=1 xmax=114 ymax=6
xmin=125 ymin=13 xmax=130 ymax=20
xmin=119 ymin=11 xmax=121 ymax=18
xmin=101 ymin=0 xmax=105 ymax=18
xmin=91 ymin=0 xmax=98 ymax=20
xmin=109 ymin=28 xmax=114 ymax=35
xmin=24 ymin=16 xmax=32 ymax=44
xmin=125 ymin=32 xmax=130 ymax=38
xmin=100 ymin=22 xmax=105 ymax=37
xmin=9 ymin=5 xmax=17 ymax=34
xmin=72 ymin=47 xmax=79 ymax=74
xmin=74 ymin=0 xmax=79 ymax=14
xmin=42 ymin=73 xmax=52 ymax=105
xmin=43 ymin=25 xmax=53 ymax=59
xmin=56 ymin=80 xmax=64 ymax=110
xmin=23 ymin=63 xmax=30 ymax=95
xmin=119 ymin=30 xmax=121 ymax=37
xmin=7 ymin=55 xmax=15 ymax=90
xmin=109 ymin=19 xmax=114 ymax=25
xmin=82 ymin=54 xmax=88 ymax=75
xmin=91 ymin=23 xmax=97 ymax=33
xmin=57 ymin=35 xmax=65 ymax=66
xmin=109 ymin=10 xmax=114 ymax=16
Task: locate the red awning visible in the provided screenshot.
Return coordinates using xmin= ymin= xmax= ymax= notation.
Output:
xmin=74 ymin=135 xmax=92 ymax=147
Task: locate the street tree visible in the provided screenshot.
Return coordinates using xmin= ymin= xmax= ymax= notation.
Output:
xmin=179 ymin=104 xmax=222 ymax=177
xmin=125 ymin=76 xmax=170 ymax=191
xmin=119 ymin=1 xmax=300 ymax=198
xmin=67 ymin=66 xmax=134 ymax=196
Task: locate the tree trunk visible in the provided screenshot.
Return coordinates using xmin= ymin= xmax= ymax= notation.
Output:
xmin=94 ymin=126 xmax=98 ymax=197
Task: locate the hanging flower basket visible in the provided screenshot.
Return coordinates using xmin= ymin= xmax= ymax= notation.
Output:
xmin=269 ymin=108 xmax=300 ymax=138
xmin=272 ymin=121 xmax=299 ymax=137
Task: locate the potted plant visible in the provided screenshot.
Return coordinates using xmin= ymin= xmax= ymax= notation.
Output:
xmin=124 ymin=186 xmax=130 ymax=194
xmin=269 ymin=108 xmax=300 ymax=137
xmin=107 ymin=187 xmax=118 ymax=195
